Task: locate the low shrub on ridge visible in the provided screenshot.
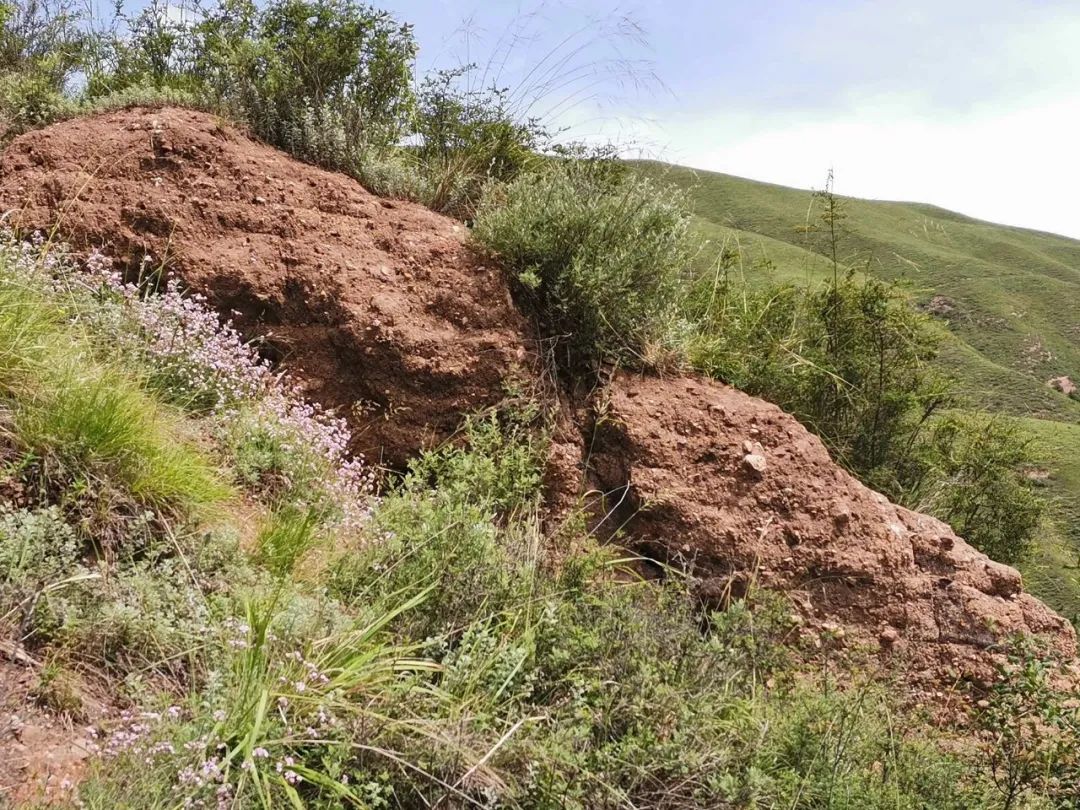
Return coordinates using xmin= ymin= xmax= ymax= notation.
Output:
xmin=472 ymin=155 xmax=693 ymax=371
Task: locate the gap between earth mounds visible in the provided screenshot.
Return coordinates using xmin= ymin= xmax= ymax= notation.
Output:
xmin=0 ymin=105 xmax=1074 ymax=687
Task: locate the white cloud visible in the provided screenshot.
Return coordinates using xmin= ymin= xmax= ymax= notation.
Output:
xmin=626 ymin=93 xmax=1080 ymax=239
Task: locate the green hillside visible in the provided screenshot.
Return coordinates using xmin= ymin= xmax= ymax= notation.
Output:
xmin=634 ymin=161 xmax=1080 ymax=617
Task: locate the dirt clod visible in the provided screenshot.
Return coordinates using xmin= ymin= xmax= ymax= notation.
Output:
xmin=0 ymin=106 xmax=532 ymax=467
xmin=583 ymin=372 xmax=1075 ymax=683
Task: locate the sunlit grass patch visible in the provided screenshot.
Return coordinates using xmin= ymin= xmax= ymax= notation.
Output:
xmin=0 ymin=255 xmax=229 ymax=520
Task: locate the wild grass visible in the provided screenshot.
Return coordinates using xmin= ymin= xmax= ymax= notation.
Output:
xmin=5 ymin=3 xmax=1080 ymax=803
xmin=0 ymin=236 xmax=1074 ymax=807
xmin=0 ymin=254 xmax=228 ymax=520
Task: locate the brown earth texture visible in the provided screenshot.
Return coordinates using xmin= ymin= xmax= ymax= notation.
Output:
xmin=0 ymin=106 xmax=531 ymax=468
xmin=0 ymin=107 xmax=1074 ymax=696
xmin=579 ymin=373 xmax=1075 ymax=683
xmin=0 ymin=659 xmax=99 ymax=806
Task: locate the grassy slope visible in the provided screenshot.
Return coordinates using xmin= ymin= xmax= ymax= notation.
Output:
xmin=633 ymin=160 xmax=1080 ymax=617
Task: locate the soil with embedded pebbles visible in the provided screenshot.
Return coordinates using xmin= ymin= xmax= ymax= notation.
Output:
xmin=0 ymin=106 xmax=531 ymax=468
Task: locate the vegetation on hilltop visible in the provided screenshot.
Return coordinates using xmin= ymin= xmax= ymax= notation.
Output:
xmin=472 ymin=154 xmax=692 ymax=369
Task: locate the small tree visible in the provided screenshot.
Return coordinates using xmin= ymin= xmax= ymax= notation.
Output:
xmin=912 ymin=414 xmax=1044 ymax=564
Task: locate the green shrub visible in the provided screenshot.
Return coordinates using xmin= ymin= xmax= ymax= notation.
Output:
xmin=411 ymin=65 xmax=547 ymax=215
xmin=82 ymin=0 xmax=204 ymax=97
xmin=329 ymin=407 xmax=545 ymax=635
xmin=0 ymin=506 xmax=81 ymax=611
xmin=0 ymin=63 xmax=74 ymax=134
xmin=0 ymin=0 xmax=85 ymax=137
xmin=0 ymin=507 xmax=248 ymax=681
xmin=749 ymin=681 xmax=983 ymax=809
xmin=473 ymin=156 xmax=693 ymax=369
xmin=685 ymin=176 xmax=948 ymax=493
xmin=86 ymin=0 xmax=417 ymax=162
xmin=407 ymin=410 xmax=545 ymax=516
xmin=77 ymin=83 xmax=205 ymax=116
xmin=974 ymin=638 xmax=1080 ymax=809
xmin=685 ymin=257 xmax=947 ymax=494
xmin=912 ymin=414 xmax=1044 ymax=564
xmin=351 ymin=145 xmax=430 ymax=201
xmin=330 ymin=487 xmax=529 ymax=639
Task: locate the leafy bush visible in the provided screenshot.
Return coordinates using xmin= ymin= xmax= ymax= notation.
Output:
xmin=82 ymin=0 xmax=204 ymax=97
xmin=912 ymin=414 xmax=1044 ymax=564
xmin=975 ymin=637 xmax=1080 ymax=809
xmin=1 ymin=0 xmax=84 ymax=76
xmin=0 ymin=63 xmax=73 ymax=134
xmin=411 ymin=65 xmax=547 ymax=215
xmin=0 ymin=506 xmax=81 ymax=611
xmin=473 ymin=156 xmax=693 ymax=369
xmin=85 ymin=0 xmax=417 ymax=162
xmin=406 ymin=409 xmax=545 ymax=515
xmin=0 ymin=0 xmax=84 ymax=137
xmin=331 ymin=490 xmax=526 ymax=639
xmin=0 ymin=504 xmax=252 ymax=685
xmin=749 ymin=680 xmax=982 ymax=809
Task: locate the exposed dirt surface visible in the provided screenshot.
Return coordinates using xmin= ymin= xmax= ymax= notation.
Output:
xmin=1 ymin=108 xmax=1074 ymax=689
xmin=0 ymin=106 xmax=532 ymax=467
xmin=582 ymin=372 xmax=1076 ymax=684
xmin=0 ymin=659 xmax=98 ymax=805
xmin=1048 ymin=375 xmax=1077 ymax=397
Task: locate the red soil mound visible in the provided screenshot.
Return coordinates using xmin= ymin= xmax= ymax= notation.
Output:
xmin=1 ymin=107 xmax=1072 ymax=683
xmin=0 ymin=106 xmax=531 ymax=466
xmin=581 ymin=373 xmax=1075 ymax=682
xmin=0 ymin=659 xmax=99 ymax=805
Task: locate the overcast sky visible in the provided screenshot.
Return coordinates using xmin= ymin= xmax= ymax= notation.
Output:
xmin=382 ymin=0 xmax=1080 ymax=238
